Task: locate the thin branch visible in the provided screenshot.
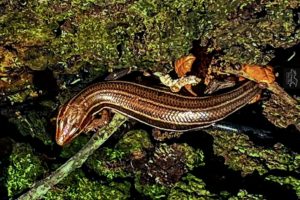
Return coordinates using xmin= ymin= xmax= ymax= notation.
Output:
xmin=212 ymin=67 xmax=298 ymax=106
xmin=17 ymin=113 xmax=128 ymax=200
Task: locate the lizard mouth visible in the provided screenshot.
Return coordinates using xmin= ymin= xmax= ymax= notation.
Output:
xmin=56 ymin=121 xmax=79 ymax=146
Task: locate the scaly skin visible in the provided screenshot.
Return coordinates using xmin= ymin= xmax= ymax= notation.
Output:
xmin=56 ymin=80 xmax=261 ymax=146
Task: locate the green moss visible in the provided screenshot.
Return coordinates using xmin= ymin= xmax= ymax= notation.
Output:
xmin=84 ymin=130 xmax=152 ymax=180
xmin=51 ymin=0 xmax=205 ymax=70
xmin=85 ymin=147 xmax=128 ymax=180
xmin=60 ymin=135 xmax=90 ymax=158
xmin=2 ymin=0 xmax=300 ymax=198
xmin=116 ymin=129 xmax=153 ymax=156
xmin=153 ymin=142 xmax=205 ymax=171
xmin=5 ymin=143 xmax=45 ymax=198
xmin=133 ymin=143 xmax=205 ymax=198
xmin=176 ymin=143 xmax=205 ymax=170
xmin=8 ymin=111 xmax=53 ymax=146
xmin=210 ymin=130 xmax=300 ymax=176
xmin=0 ymin=11 xmax=54 ymax=44
xmin=168 ymin=174 xmax=216 ymax=200
xmin=1 ymin=0 xmax=207 ymax=75
xmin=126 ymin=0 xmax=205 ymax=67
xmin=1 ymin=0 xmax=299 ymax=80
xmin=23 ymin=47 xmax=57 ymax=71
xmin=200 ymin=0 xmax=300 ymax=64
xmin=2 ymin=0 xmax=297 ymax=80
xmin=226 ymin=189 xmax=265 ymax=200
xmin=134 ymin=172 xmax=169 ymax=199
xmin=51 ymin=15 xmax=119 ymax=68
xmin=266 ymin=175 xmax=300 ymax=198
xmin=7 ymin=89 xmax=34 ymax=104
xmin=45 ymin=169 xmax=131 ymax=200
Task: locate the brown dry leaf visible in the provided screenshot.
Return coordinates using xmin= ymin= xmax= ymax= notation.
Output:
xmin=174 ymin=55 xmax=197 ymax=96
xmin=175 ymin=54 xmax=196 ymax=77
xmin=242 ymin=64 xmax=275 ymax=84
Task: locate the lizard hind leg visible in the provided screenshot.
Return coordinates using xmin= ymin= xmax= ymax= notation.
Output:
xmin=83 ymin=109 xmax=111 ymax=133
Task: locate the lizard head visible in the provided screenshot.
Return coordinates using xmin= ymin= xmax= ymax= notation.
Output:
xmin=55 ymin=103 xmax=86 ymax=146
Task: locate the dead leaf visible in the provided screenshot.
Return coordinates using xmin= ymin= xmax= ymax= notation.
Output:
xmin=175 ymin=54 xmax=196 ymax=77
xmin=242 ymin=64 xmax=275 ymax=84
xmin=174 ymin=55 xmax=198 ymax=96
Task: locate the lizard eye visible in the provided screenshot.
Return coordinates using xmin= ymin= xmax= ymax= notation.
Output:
xmin=65 ymin=105 xmax=82 ymax=124
xmin=67 ymin=113 xmax=78 ymax=124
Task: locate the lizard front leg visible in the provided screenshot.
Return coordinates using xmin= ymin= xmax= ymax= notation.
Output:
xmin=83 ymin=109 xmax=111 ymax=133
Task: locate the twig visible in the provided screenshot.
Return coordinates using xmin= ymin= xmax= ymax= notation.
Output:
xmin=211 ymin=65 xmax=299 ymax=129
xmin=17 ymin=113 xmax=128 ymax=200
xmin=212 ymin=67 xmax=298 ymax=106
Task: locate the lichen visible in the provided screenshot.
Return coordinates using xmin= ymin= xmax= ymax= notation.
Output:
xmin=210 ymin=130 xmax=300 ymax=176
xmin=168 ymin=173 xmax=216 ymax=200
xmin=263 ymin=93 xmax=300 ymax=129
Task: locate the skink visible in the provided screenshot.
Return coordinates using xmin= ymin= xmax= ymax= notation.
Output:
xmin=56 ymin=80 xmax=261 ymax=145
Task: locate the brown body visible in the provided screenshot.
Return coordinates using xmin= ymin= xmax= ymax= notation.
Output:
xmin=56 ymin=80 xmax=261 ymax=145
